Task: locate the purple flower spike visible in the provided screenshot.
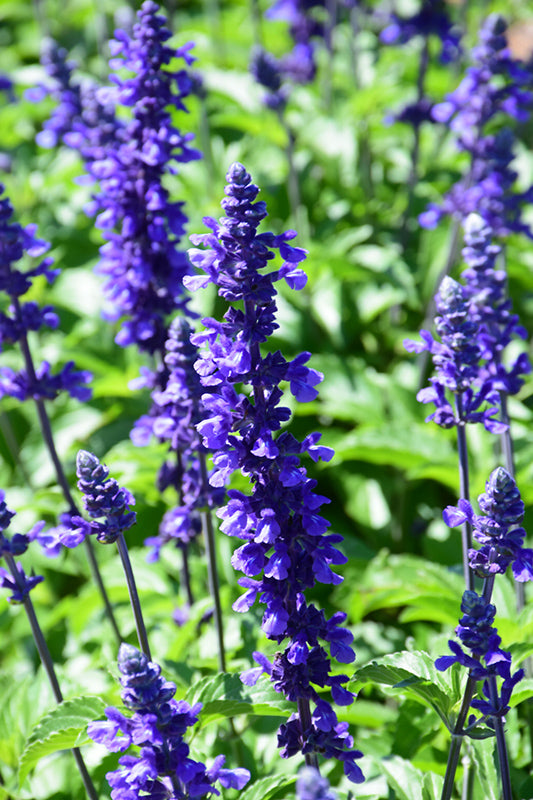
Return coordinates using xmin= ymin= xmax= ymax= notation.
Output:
xmin=436 ymin=589 xmax=523 ymax=725
xmin=0 ymin=187 xmax=92 ymax=404
xmin=462 ymin=213 xmax=531 ymax=396
xmin=380 ymin=0 xmax=461 ymax=64
xmin=89 ymin=643 xmax=250 ymax=798
xmin=82 ymin=0 xmax=201 ymax=358
xmin=131 ymin=317 xmax=224 ymax=560
xmin=444 ymin=467 xmax=533 ymax=582
xmin=420 ymin=15 xmax=533 ymax=236
xmin=406 ymin=276 xmax=505 ymax=432
xmin=187 ymin=163 xmax=363 ymax=782
xmin=75 ymin=450 xmax=136 ymax=544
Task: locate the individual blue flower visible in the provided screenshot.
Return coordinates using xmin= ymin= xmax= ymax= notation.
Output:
xmin=0 ymin=564 xmax=44 ymax=604
xmin=88 ymin=643 xmax=250 ymax=799
xmin=443 ymin=466 xmax=533 ymax=581
xmin=405 ymin=276 xmax=506 ymax=433
xmin=83 ymin=0 xmax=201 ymax=357
xmin=0 ymin=493 xmax=44 ymax=603
xmin=186 ymin=162 xmax=363 ymax=783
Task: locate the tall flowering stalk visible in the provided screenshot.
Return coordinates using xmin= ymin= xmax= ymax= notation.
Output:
xmin=436 ymin=467 xmax=531 ymax=799
xmin=418 ymin=13 xmax=533 ymax=302
xmin=420 ymin=15 xmax=533 ymax=237
xmin=131 ymin=318 xmax=225 ymax=632
xmin=0 ymin=493 xmax=98 ymax=800
xmin=88 ymin=643 xmax=250 ymax=800
xmin=185 ymin=163 xmax=363 ymax=782
xmin=461 ymin=213 xmax=530 ymax=482
xmin=0 ymin=186 xmax=121 ymax=642
xmin=73 ymin=450 xmax=151 ymax=659
xmin=380 ymin=0 xmax=461 ymax=242
xmin=83 ymin=0 xmax=201 ymax=359
xmin=405 ymin=275 xmax=506 ymax=589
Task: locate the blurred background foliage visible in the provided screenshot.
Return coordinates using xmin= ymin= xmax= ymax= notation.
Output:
xmin=1 ymin=0 xmax=533 ymax=798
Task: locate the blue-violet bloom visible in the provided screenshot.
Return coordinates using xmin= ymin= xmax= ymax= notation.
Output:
xmin=88 ymin=643 xmax=250 ymax=799
xmin=186 ymin=162 xmax=364 ymax=783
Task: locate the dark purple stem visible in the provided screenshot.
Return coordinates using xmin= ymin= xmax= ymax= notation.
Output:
xmin=297 ymin=697 xmax=320 ymax=771
xmin=455 ymin=395 xmax=474 ymax=592
xmin=4 ymin=553 xmax=98 ymax=800
xmin=488 ymin=675 xmax=512 ymax=800
xmin=116 ymin=532 xmax=151 ymax=660
xmin=198 ymin=449 xmax=227 ymax=672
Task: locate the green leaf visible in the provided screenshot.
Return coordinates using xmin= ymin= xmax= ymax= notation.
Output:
xmin=184 ymin=673 xmax=294 ymax=726
xmin=353 ymin=650 xmax=462 ymax=727
xmin=18 ymin=695 xmax=106 ymax=786
xmin=470 ymin=738 xmax=499 ymax=800
xmin=378 ymin=756 xmax=428 ymax=800
xmin=237 ymin=774 xmax=295 ymax=800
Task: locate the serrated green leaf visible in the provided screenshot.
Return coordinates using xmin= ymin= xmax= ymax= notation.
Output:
xmin=18 ymin=695 xmax=106 ymax=786
xmin=353 ymin=650 xmax=462 ymax=726
xmin=185 ymin=673 xmax=294 ymax=725
xmin=237 ymin=774 xmax=295 ymax=800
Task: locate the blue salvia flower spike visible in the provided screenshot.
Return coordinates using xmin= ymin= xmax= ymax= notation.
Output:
xmin=405 ymin=276 xmax=506 ymax=590
xmin=186 ymin=162 xmax=364 ymax=783
xmin=83 ymin=0 xmax=201 ymax=361
xmin=437 ymin=468 xmax=530 ymax=799
xmin=88 ymin=643 xmax=250 ymax=799
xmin=74 ymin=450 xmax=151 ymax=658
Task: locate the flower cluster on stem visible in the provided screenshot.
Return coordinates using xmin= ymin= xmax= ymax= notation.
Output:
xmin=0 ymin=491 xmax=44 ymax=603
xmin=436 ymin=589 xmax=523 ymax=726
xmin=82 ymin=0 xmax=201 ymax=356
xmin=405 ymin=275 xmax=505 ymax=433
xmin=88 ymin=643 xmax=250 ymax=799
xmin=420 ymin=14 xmax=533 ymax=235
xmin=132 ymin=317 xmax=224 ymax=562
xmin=185 ymin=162 xmax=363 ymax=782
xmin=443 ymin=467 xmax=533 ymax=584
xmin=0 ymin=187 xmax=92 ymax=403
xmin=380 ymin=0 xmax=461 ymax=128
xmin=461 ymin=213 xmax=531 ymax=397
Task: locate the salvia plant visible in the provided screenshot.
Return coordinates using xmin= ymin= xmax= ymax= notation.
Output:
xmin=3 ymin=1 xmax=533 ymax=799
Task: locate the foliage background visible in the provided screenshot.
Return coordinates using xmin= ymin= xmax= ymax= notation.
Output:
xmin=1 ymin=0 xmax=533 ymax=798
